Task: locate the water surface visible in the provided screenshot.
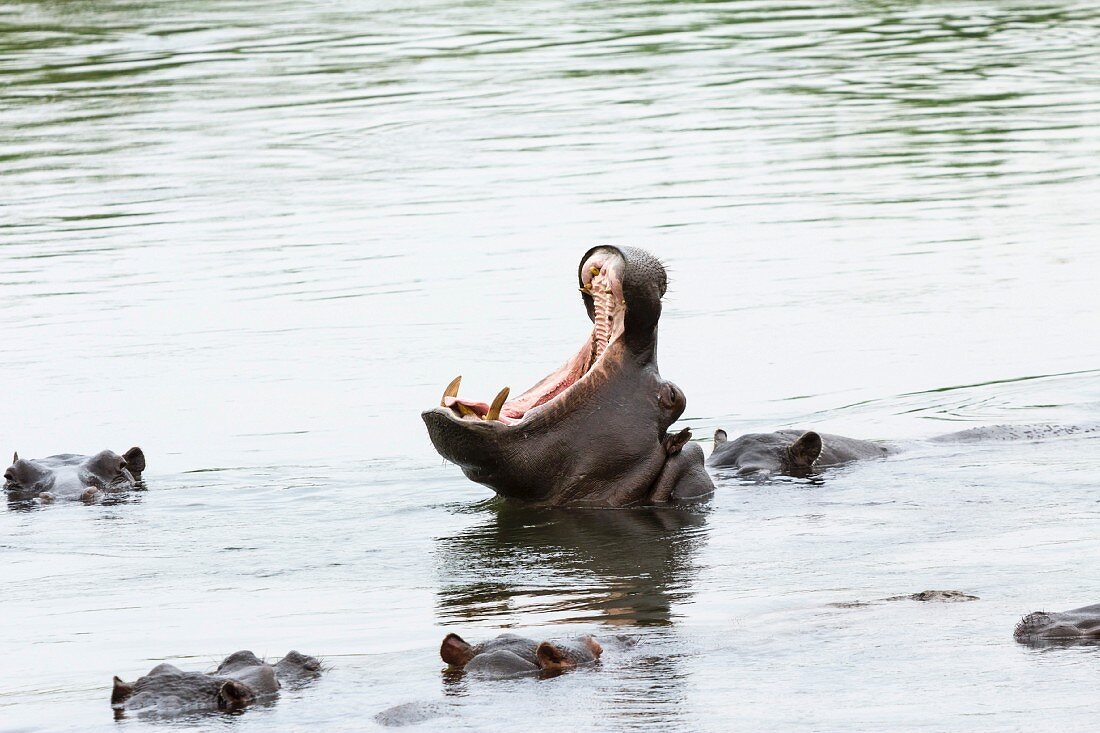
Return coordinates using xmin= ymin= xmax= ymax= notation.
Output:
xmin=2 ymin=0 xmax=1099 ymax=730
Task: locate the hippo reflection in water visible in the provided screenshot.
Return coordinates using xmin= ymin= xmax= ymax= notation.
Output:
xmin=441 ymin=632 xmax=602 ymax=678
xmin=1015 ymin=603 xmax=1100 ymax=646
xmin=112 ymin=650 xmax=321 ymax=717
xmin=708 ymin=429 xmax=889 ymax=477
xmin=4 ymin=447 xmax=146 ymax=503
xmin=422 ymin=246 xmax=714 ymax=507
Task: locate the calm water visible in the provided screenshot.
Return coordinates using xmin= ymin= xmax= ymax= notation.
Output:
xmin=2 ymin=0 xmax=1100 ymax=730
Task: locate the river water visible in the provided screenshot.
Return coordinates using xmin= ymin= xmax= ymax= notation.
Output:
xmin=2 ymin=0 xmax=1099 ymax=730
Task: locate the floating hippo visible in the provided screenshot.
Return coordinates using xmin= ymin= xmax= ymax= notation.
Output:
xmin=112 ymin=650 xmax=321 ymax=717
xmin=441 ymin=632 xmax=602 ymax=678
xmin=706 ymin=422 xmax=1098 ymax=478
xmin=4 ymin=447 xmax=146 ymax=503
xmin=1014 ymin=603 xmax=1100 ymax=645
xmin=707 ymin=429 xmax=888 ymax=477
xmin=422 ymin=246 xmax=714 ymax=506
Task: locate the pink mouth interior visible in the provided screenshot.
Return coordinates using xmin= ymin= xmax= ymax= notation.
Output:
xmin=443 ymin=250 xmax=626 ymax=425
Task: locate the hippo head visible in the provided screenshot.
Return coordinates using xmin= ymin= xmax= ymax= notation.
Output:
xmin=710 ymin=430 xmax=821 ymax=477
xmin=535 ymin=636 xmax=604 ymax=672
xmin=440 ymin=632 xmax=603 ymax=677
xmin=422 ymin=246 xmax=714 ymax=506
xmin=4 ymin=447 xmax=146 ymax=501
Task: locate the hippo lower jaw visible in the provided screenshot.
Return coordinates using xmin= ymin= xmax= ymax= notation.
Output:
xmin=422 ymin=246 xmax=715 ymax=507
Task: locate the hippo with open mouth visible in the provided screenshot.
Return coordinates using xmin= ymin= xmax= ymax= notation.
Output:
xmin=422 ymin=246 xmax=714 ymax=507
xmin=4 ymin=447 xmax=146 ymax=503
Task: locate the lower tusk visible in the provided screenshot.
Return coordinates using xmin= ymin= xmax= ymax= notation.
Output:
xmin=485 ymin=387 xmax=510 ymax=421
xmin=441 ymin=375 xmax=462 ymax=406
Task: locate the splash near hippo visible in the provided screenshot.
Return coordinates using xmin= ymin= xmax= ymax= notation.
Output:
xmin=422 ymin=246 xmax=714 ymax=506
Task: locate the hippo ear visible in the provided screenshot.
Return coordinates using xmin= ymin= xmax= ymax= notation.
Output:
xmin=662 ymin=428 xmax=691 ymax=456
xmin=440 ymin=633 xmax=475 ymax=667
xmin=535 ymin=642 xmax=569 ymax=670
xmin=122 ymin=447 xmax=146 ymax=476
xmin=217 ymin=679 xmax=254 ymax=710
xmin=713 ymin=429 xmax=727 ymax=445
xmin=12 ymin=452 xmax=17 ymax=464
xmin=788 ymin=431 xmax=822 ymax=467
xmin=581 ymin=635 xmax=603 ymax=658
xmin=111 ymin=676 xmax=134 ymax=705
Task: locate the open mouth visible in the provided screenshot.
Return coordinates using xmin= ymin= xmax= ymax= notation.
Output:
xmin=438 ymin=248 xmax=627 ymax=425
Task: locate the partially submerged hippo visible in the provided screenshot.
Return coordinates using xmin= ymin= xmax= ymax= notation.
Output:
xmin=707 ymin=429 xmax=888 ymax=477
xmin=112 ymin=650 xmax=321 ymax=717
xmin=1014 ymin=603 xmax=1100 ymax=645
xmin=4 ymin=447 xmax=146 ymax=503
xmin=422 ymin=246 xmax=714 ymax=506
xmin=707 ymin=422 xmax=1098 ymax=478
xmin=441 ymin=632 xmax=602 ymax=678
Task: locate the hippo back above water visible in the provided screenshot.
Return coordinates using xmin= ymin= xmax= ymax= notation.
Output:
xmin=4 ymin=447 xmax=145 ymax=503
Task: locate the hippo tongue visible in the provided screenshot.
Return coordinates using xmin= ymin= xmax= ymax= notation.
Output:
xmin=443 ymin=395 xmax=489 ymax=417
xmin=443 ymin=396 xmax=521 ymax=424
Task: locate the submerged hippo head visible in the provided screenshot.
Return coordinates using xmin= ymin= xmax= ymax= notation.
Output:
xmin=1014 ymin=603 xmax=1100 ymax=647
xmin=112 ymin=649 xmax=321 ymax=717
xmin=441 ymin=632 xmax=602 ymax=678
xmin=422 ymin=246 xmax=714 ymax=506
xmin=4 ymin=447 xmax=146 ymax=502
xmin=708 ymin=430 xmax=821 ymax=477
xmin=707 ymin=428 xmax=889 ymax=477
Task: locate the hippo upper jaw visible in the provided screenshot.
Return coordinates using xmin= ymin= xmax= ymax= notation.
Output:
xmin=422 ymin=246 xmax=714 ymax=507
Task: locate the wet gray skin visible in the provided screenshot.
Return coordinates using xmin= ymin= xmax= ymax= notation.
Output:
xmin=441 ymin=632 xmax=602 ymax=679
xmin=1014 ymin=603 xmax=1100 ymax=646
xmin=422 ymin=246 xmax=714 ymax=507
xmin=111 ymin=650 xmax=321 ymax=717
xmin=707 ymin=429 xmax=888 ymax=477
xmin=707 ymin=423 xmax=1098 ymax=478
xmin=3 ymin=447 xmax=145 ymax=503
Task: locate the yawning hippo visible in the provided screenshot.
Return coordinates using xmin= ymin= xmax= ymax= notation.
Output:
xmin=707 ymin=429 xmax=888 ymax=477
xmin=4 ymin=447 xmax=146 ymax=503
xmin=422 ymin=246 xmax=714 ymax=506
xmin=1014 ymin=603 xmax=1100 ymax=645
xmin=441 ymin=632 xmax=602 ymax=678
xmin=112 ymin=650 xmax=321 ymax=717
